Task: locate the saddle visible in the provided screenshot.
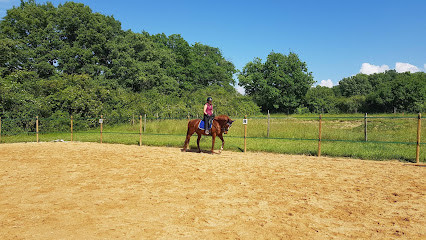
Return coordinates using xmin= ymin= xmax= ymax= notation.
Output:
xmin=198 ymin=120 xmax=212 ymax=130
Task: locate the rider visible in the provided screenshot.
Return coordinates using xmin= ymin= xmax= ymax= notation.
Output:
xmin=203 ymin=97 xmax=214 ymax=134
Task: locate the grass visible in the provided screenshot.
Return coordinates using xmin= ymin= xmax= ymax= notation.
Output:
xmin=1 ymin=114 xmax=424 ymax=162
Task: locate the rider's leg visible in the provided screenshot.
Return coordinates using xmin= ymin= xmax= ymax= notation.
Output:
xmin=203 ymin=114 xmax=209 ymax=134
xmin=208 ymin=114 xmax=215 ymax=131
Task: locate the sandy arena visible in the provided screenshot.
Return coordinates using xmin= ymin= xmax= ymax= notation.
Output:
xmin=0 ymin=142 xmax=425 ymax=239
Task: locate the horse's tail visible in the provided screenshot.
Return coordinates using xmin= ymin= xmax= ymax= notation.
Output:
xmin=186 ymin=120 xmax=192 ymax=135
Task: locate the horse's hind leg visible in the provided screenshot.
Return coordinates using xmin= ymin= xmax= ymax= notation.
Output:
xmin=197 ymin=134 xmax=202 ymax=153
xmin=182 ymin=134 xmax=191 ymax=152
xmin=182 ymin=130 xmax=195 ymax=152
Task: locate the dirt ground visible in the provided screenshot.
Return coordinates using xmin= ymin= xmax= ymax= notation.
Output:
xmin=0 ymin=142 xmax=425 ymax=239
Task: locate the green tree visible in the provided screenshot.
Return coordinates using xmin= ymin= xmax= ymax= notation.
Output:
xmin=238 ymin=52 xmax=314 ymax=113
xmin=0 ymin=0 xmax=258 ymax=122
xmin=365 ymin=72 xmax=426 ymax=113
xmin=338 ymin=74 xmax=372 ymax=97
xmin=187 ymin=43 xmax=236 ymax=91
xmin=305 ymin=86 xmax=337 ymax=113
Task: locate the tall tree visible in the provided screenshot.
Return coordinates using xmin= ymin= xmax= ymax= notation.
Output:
xmin=305 ymin=86 xmax=337 ymax=113
xmin=238 ymin=52 xmax=314 ymax=112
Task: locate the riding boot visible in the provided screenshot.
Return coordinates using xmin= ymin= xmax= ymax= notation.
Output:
xmin=203 ymin=114 xmax=209 ymax=134
xmin=207 ymin=116 xmax=213 ymax=134
xmin=208 ymin=114 xmax=214 ymax=132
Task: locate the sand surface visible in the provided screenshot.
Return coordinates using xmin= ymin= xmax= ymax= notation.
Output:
xmin=0 ymin=142 xmax=425 ymax=239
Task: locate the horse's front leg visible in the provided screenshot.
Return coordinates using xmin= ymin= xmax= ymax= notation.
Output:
xmin=218 ymin=134 xmax=224 ymax=153
xmin=211 ymin=133 xmax=216 ymax=154
xmin=197 ymin=134 xmax=202 ymax=153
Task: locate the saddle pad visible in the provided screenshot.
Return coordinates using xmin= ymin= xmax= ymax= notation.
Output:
xmin=198 ymin=120 xmax=212 ymax=130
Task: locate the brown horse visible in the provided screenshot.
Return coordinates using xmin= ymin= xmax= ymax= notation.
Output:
xmin=182 ymin=115 xmax=234 ymax=154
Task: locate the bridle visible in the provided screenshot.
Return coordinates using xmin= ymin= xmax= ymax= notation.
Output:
xmin=221 ymin=120 xmax=233 ymax=134
xmin=212 ymin=119 xmax=233 ymax=134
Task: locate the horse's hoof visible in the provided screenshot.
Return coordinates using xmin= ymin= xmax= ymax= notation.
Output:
xmin=181 ymin=149 xmax=186 ymax=152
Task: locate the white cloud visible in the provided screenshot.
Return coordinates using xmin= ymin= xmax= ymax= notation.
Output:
xmin=360 ymin=63 xmax=390 ymax=75
xmin=235 ymin=85 xmax=245 ymax=95
xmin=319 ymin=79 xmax=333 ymax=88
xmin=395 ymin=62 xmax=420 ymax=73
xmin=359 ymin=62 xmax=424 ymax=75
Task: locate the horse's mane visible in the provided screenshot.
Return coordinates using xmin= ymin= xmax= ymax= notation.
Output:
xmin=214 ymin=115 xmax=230 ymax=121
xmin=214 ymin=115 xmax=231 ymax=126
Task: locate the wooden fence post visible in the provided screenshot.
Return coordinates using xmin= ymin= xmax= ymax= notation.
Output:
xmin=144 ymin=114 xmax=146 ymax=133
xmin=416 ymin=113 xmax=421 ymax=164
xmin=70 ymin=115 xmax=73 ymax=142
xmin=267 ymin=110 xmax=270 ymax=138
xmin=139 ymin=115 xmax=142 ymax=146
xmin=100 ymin=115 xmax=103 ymax=144
xmin=318 ymin=114 xmax=322 ymax=157
xmin=364 ymin=113 xmax=368 ymax=141
xmin=36 ymin=116 xmax=39 ymax=143
xmin=244 ymin=115 xmax=247 ymax=153
xmin=132 ymin=114 xmax=135 ymax=126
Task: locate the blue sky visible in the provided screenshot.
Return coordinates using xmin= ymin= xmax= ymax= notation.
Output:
xmin=1 ymin=0 xmax=425 ymax=92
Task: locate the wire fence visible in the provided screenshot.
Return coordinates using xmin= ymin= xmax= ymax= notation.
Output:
xmin=0 ymin=113 xmax=424 ymax=163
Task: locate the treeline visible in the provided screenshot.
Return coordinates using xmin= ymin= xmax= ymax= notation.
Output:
xmin=304 ymin=71 xmax=426 ymax=114
xmin=0 ymin=0 xmax=259 ymax=123
xmin=239 ymin=53 xmax=425 ymax=114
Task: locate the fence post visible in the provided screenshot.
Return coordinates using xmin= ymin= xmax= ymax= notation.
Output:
xmin=0 ymin=117 xmax=2 ymax=143
xmin=132 ymin=114 xmax=135 ymax=126
xmin=416 ymin=113 xmax=421 ymax=164
xmin=364 ymin=113 xmax=368 ymax=141
xmin=144 ymin=114 xmax=146 ymax=133
xmin=36 ymin=116 xmax=39 ymax=143
xmin=267 ymin=110 xmax=270 ymax=138
xmin=244 ymin=115 xmax=247 ymax=153
xmin=100 ymin=115 xmax=103 ymax=144
xmin=70 ymin=115 xmax=73 ymax=142
xmin=318 ymin=114 xmax=322 ymax=157
xmin=139 ymin=115 xmax=142 ymax=146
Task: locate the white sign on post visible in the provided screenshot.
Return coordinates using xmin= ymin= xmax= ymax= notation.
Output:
xmin=243 ymin=119 xmax=248 ymax=125
xmin=99 ymin=119 xmax=103 ymax=124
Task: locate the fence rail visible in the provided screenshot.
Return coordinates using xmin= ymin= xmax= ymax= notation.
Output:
xmin=0 ymin=114 xmax=423 ymax=163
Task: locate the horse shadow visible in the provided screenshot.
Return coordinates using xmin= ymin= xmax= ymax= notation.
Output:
xmin=182 ymin=147 xmax=219 ymax=154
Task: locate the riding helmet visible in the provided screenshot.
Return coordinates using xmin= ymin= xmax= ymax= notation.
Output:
xmin=207 ymin=97 xmax=213 ymax=102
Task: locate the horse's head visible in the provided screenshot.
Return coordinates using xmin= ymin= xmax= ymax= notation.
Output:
xmin=214 ymin=115 xmax=234 ymax=134
xmin=223 ymin=118 xmax=234 ymax=134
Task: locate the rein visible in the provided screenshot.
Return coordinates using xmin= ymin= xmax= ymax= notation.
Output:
xmin=210 ymin=119 xmax=228 ymax=133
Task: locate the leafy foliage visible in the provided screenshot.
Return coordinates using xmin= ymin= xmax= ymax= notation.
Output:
xmin=337 ymin=71 xmax=426 ymax=113
xmin=238 ymin=52 xmax=314 ymax=113
xmin=0 ymin=0 xmax=259 ymax=133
